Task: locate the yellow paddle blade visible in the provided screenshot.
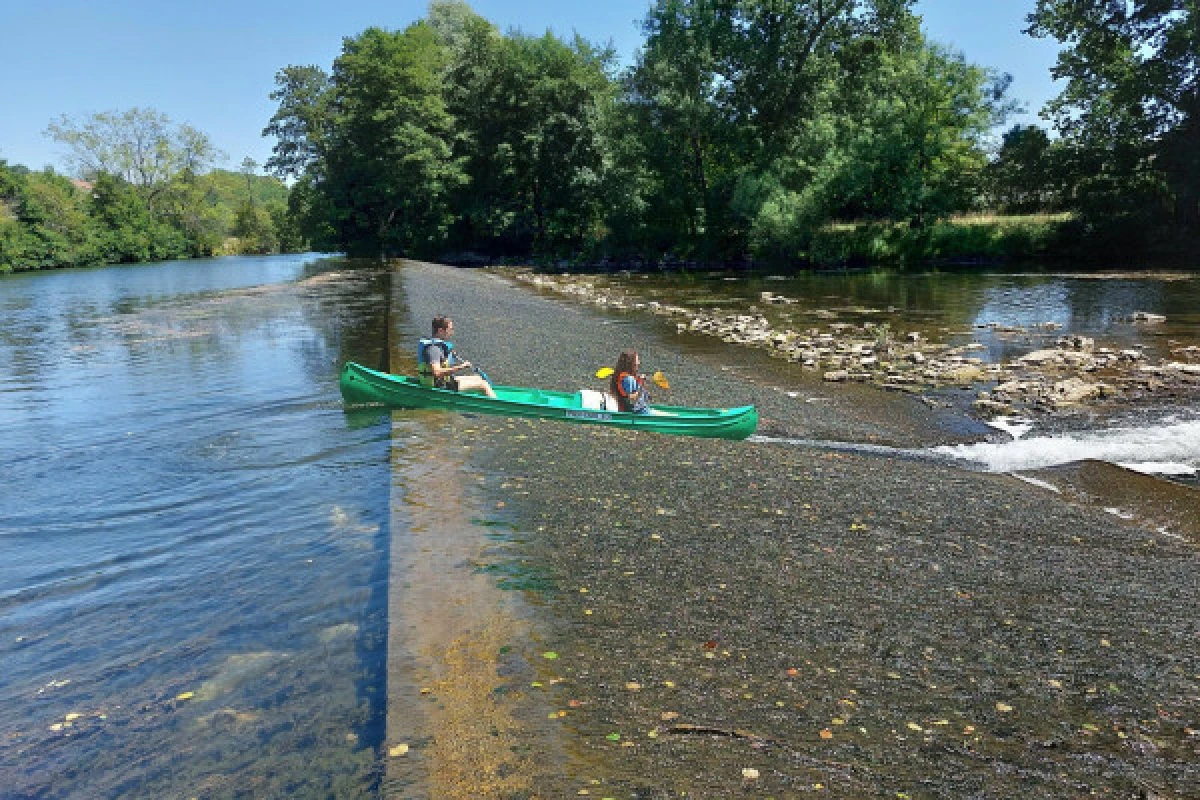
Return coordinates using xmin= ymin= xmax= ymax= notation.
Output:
xmin=652 ymin=371 xmax=670 ymax=390
xmin=595 ymin=367 xmax=615 ymax=379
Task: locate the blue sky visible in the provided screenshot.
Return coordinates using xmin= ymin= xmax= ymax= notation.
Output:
xmin=2 ymin=1 xmax=1062 ymax=175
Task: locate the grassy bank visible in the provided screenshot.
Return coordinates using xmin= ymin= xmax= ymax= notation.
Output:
xmin=807 ymin=213 xmax=1072 ymax=268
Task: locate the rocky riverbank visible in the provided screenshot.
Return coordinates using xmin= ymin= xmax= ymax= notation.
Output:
xmin=511 ymin=271 xmax=1200 ymax=418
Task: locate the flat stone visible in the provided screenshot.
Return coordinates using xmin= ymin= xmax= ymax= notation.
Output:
xmin=1052 ymin=378 xmax=1105 ymax=405
xmin=1019 ymin=349 xmax=1061 ymax=365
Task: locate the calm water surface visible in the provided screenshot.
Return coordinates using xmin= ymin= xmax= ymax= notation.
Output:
xmin=1 ymin=255 xmax=393 ymax=798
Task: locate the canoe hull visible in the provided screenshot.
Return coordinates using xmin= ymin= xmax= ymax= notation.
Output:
xmin=339 ymin=362 xmax=757 ymax=440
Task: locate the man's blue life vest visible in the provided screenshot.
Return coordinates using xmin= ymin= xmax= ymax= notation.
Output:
xmin=417 ymin=338 xmax=455 ymax=387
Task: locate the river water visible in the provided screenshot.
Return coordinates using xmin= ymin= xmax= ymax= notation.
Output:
xmin=0 ymin=255 xmax=393 ymax=797
xmin=1 ymin=257 xmax=1198 ymax=797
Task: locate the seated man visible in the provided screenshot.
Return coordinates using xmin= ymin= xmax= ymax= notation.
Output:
xmin=417 ymin=315 xmax=497 ymax=398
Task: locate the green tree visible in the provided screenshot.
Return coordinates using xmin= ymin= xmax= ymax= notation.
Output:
xmin=1028 ymin=0 xmax=1199 ymax=238
xmin=831 ymin=38 xmax=1012 ymax=225
xmin=737 ymin=17 xmax=1010 ymax=258
xmin=322 ymin=23 xmax=465 ymax=256
xmin=89 ymin=173 xmax=190 ymax=263
xmin=627 ymin=0 xmax=928 ymax=258
xmin=985 ymin=124 xmax=1063 ymax=212
xmin=262 ymin=66 xmax=332 ymax=179
xmin=439 ymin=14 xmax=616 ymax=255
xmin=45 ymin=108 xmax=222 ymax=211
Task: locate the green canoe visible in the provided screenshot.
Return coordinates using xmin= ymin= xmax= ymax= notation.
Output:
xmin=339 ymin=361 xmax=757 ymax=440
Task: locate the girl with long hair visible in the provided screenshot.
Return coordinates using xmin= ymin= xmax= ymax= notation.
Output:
xmin=609 ymin=349 xmax=650 ymax=413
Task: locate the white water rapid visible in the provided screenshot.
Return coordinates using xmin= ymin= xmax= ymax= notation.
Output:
xmin=932 ymin=417 xmax=1200 ymax=476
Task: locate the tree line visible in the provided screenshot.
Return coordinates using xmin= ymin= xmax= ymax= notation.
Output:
xmin=265 ymin=0 xmax=1198 ymax=266
xmin=0 ymin=109 xmax=302 ymax=274
xmin=5 ymin=1 xmax=1195 ymax=273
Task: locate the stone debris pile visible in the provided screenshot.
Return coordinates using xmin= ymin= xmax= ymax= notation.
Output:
xmin=512 ymin=271 xmax=1198 ymax=417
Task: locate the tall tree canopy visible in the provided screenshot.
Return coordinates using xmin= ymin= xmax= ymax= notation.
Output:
xmin=625 ymin=0 xmax=1009 ymax=258
xmin=326 ymin=23 xmax=465 ymax=256
xmin=45 ymin=109 xmax=222 ymax=209
xmin=1028 ymin=0 xmax=1199 ymax=236
xmin=259 ymin=1 xmax=1040 ymax=264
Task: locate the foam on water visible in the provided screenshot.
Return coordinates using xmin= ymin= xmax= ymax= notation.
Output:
xmin=985 ymin=416 xmax=1034 ymax=440
xmin=933 ymin=418 xmax=1200 ymax=474
xmin=1116 ymin=461 xmax=1199 ymax=477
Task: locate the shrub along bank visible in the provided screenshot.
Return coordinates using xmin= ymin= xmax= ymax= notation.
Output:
xmin=0 ymin=160 xmax=303 ymax=274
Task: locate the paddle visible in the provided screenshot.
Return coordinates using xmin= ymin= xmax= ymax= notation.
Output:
xmin=594 ymin=367 xmax=669 ymax=390
xmin=445 ymin=343 xmax=490 ymax=384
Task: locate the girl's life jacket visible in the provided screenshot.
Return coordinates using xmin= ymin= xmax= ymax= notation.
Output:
xmin=614 ymin=371 xmax=647 ymax=413
xmin=417 ymin=337 xmax=455 ymax=388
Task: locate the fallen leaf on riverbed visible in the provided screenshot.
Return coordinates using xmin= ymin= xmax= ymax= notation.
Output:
xmin=819 ymin=729 xmax=833 ymax=739
xmin=606 ymin=732 xmax=621 ymax=741
xmin=995 ymin=703 xmax=1013 ymax=713
xmin=543 ymin=652 xmax=559 ymax=660
xmin=175 ymin=692 xmax=195 ymax=702
xmin=388 ymin=744 xmax=409 ymax=757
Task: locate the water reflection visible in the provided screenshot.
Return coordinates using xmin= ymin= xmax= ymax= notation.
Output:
xmin=0 ymin=255 xmax=395 ymax=797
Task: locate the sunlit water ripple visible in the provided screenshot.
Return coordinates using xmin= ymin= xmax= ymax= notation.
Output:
xmin=0 ymin=255 xmax=392 ymax=797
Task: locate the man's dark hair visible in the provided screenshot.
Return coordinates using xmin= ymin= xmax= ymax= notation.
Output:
xmin=432 ymin=315 xmax=451 ymax=336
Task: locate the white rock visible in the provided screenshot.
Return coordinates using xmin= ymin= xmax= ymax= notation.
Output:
xmin=1019 ymin=349 xmax=1060 ymax=365
xmin=1052 ymin=378 xmax=1104 ymax=405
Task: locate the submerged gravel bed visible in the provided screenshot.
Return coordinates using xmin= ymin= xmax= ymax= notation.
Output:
xmin=397 ymin=261 xmax=1200 ymax=798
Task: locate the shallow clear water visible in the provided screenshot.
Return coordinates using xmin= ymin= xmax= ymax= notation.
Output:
xmin=0 ymin=255 xmax=393 ymax=798
xmin=604 ymin=269 xmax=1200 ymax=363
